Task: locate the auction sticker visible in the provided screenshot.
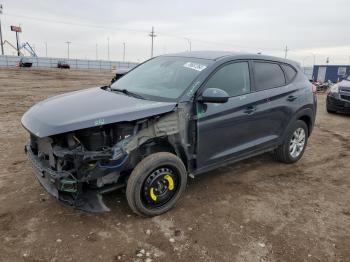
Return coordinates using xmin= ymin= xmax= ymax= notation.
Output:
xmin=183 ymin=62 xmax=207 ymax=72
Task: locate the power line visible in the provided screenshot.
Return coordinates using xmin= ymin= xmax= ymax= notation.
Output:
xmin=3 ymin=13 xmax=149 ymax=34
xmin=4 ymin=12 xmax=274 ymax=51
xmin=4 ymin=12 xmax=297 ymax=55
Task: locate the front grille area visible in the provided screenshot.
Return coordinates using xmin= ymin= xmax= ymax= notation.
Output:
xmin=340 ymin=86 xmax=350 ymax=92
xmin=340 ymin=95 xmax=350 ymax=102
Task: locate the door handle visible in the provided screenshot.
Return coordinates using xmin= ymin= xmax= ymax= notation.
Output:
xmin=287 ymin=95 xmax=298 ymax=101
xmin=243 ymin=106 xmax=256 ymax=115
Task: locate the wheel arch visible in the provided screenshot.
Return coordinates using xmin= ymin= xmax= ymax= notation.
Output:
xmin=282 ymin=107 xmax=315 ymax=140
xmin=136 ymin=137 xmax=189 ymax=170
xmin=298 ymin=114 xmax=312 ymax=137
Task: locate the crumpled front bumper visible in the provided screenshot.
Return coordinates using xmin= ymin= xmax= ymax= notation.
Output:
xmin=25 ymin=144 xmax=111 ymax=212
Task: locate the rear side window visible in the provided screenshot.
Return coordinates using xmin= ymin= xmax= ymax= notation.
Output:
xmin=281 ymin=64 xmax=297 ymax=82
xmin=254 ymin=62 xmax=286 ymax=91
xmin=205 ymin=62 xmax=250 ymax=97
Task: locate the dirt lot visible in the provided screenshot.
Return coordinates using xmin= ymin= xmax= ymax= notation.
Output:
xmin=0 ymin=68 xmax=349 ymax=262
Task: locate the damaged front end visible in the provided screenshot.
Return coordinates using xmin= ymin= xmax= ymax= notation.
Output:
xmin=24 ymin=112 xmax=184 ymax=212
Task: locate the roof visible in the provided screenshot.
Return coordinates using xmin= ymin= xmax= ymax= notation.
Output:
xmin=166 ymin=51 xmax=245 ymax=60
xmin=163 ymin=50 xmax=300 ymax=67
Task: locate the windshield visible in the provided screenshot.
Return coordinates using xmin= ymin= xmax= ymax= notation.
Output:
xmin=110 ymin=56 xmax=211 ymax=101
xmin=346 ymin=75 xmax=350 ymax=81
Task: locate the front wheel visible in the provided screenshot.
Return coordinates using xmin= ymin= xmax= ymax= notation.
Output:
xmin=274 ymin=120 xmax=308 ymax=164
xmin=126 ymin=152 xmax=187 ymax=217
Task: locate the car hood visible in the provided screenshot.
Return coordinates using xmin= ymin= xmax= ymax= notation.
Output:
xmin=22 ymin=87 xmax=177 ymax=138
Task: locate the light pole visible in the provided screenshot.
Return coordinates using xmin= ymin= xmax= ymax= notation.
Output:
xmin=45 ymin=42 xmax=47 ymax=57
xmin=123 ymin=42 xmax=126 ymax=62
xmin=149 ymin=26 xmax=156 ymax=58
xmin=65 ymin=41 xmax=71 ymax=59
xmin=0 ymin=4 xmax=4 ymax=55
xmin=107 ymin=37 xmax=110 ymax=61
xmin=184 ymin=37 xmax=192 ymax=52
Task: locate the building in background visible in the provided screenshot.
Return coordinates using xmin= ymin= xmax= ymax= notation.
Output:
xmin=313 ymin=65 xmax=350 ymax=83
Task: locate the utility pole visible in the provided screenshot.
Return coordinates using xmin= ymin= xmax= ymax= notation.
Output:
xmin=45 ymin=42 xmax=47 ymax=57
xmin=184 ymin=37 xmax=192 ymax=52
xmin=123 ymin=42 xmax=126 ymax=62
xmin=95 ymin=43 xmax=98 ymax=60
xmin=0 ymin=4 xmax=4 ymax=55
xmin=65 ymin=41 xmax=71 ymax=59
xmin=149 ymin=26 xmax=156 ymax=58
xmin=107 ymin=37 xmax=110 ymax=61
xmin=284 ymin=45 xmax=289 ymax=59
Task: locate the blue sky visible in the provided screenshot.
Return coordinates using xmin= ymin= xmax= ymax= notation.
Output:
xmin=1 ymin=0 xmax=350 ymax=65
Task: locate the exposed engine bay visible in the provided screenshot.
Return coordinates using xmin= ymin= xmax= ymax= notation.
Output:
xmin=25 ymin=108 xmax=194 ymax=212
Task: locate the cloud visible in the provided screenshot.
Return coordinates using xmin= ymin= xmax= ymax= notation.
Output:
xmin=1 ymin=0 xmax=350 ymax=65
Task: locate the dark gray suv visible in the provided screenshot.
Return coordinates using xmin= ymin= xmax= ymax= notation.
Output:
xmin=22 ymin=51 xmax=317 ymax=216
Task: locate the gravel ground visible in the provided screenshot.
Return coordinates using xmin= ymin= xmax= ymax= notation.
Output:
xmin=0 ymin=68 xmax=349 ymax=262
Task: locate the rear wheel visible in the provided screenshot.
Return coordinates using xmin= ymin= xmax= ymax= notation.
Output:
xmin=275 ymin=120 xmax=308 ymax=163
xmin=126 ymin=152 xmax=187 ymax=217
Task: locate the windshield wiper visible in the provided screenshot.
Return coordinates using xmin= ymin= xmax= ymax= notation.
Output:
xmin=111 ymin=88 xmax=145 ymax=99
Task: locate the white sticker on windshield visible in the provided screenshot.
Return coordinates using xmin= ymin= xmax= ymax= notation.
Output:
xmin=183 ymin=62 xmax=207 ymax=72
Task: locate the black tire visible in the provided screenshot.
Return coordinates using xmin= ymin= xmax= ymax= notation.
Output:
xmin=126 ymin=152 xmax=187 ymax=217
xmin=274 ymin=120 xmax=308 ymax=164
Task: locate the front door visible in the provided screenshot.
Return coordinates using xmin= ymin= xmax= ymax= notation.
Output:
xmin=196 ymin=61 xmax=271 ymax=169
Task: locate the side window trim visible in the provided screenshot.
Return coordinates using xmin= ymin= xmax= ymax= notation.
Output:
xmin=280 ymin=63 xmax=298 ymax=84
xmin=201 ymin=60 xmax=252 ymax=98
xmin=252 ymin=60 xmax=287 ymax=91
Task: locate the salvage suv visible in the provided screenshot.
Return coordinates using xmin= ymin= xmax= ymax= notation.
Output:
xmin=326 ymin=75 xmax=350 ymax=114
xmin=22 ymin=51 xmax=317 ymax=216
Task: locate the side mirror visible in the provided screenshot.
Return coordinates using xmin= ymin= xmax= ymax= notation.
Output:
xmin=199 ymin=88 xmax=229 ymax=103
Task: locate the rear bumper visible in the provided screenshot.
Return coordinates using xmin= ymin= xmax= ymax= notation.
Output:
xmin=327 ymin=95 xmax=350 ymax=113
xmin=25 ymin=144 xmax=111 ymax=212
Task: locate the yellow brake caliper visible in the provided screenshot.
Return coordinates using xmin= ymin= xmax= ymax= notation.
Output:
xmin=164 ymin=174 xmax=174 ymax=190
xmin=150 ymin=187 xmax=157 ymax=201
xmin=150 ymin=174 xmax=174 ymax=202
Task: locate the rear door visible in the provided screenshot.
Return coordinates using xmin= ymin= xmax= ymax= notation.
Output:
xmin=196 ymin=61 xmax=272 ymax=169
xmin=252 ymin=61 xmax=299 ymax=143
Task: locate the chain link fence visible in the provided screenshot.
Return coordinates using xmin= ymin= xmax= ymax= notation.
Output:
xmin=0 ymin=55 xmax=138 ymax=70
